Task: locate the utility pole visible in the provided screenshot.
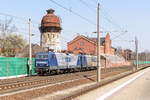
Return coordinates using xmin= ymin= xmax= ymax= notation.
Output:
xmin=40 ymin=32 xmax=42 ymax=46
xmin=29 ymin=18 xmax=32 ymax=76
xmin=97 ymin=3 xmax=101 ymax=82
xmin=135 ymin=36 xmax=138 ymax=69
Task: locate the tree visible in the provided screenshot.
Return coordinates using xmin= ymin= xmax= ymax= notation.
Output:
xmin=0 ymin=34 xmax=27 ymax=57
xmin=0 ymin=18 xmax=26 ymax=56
xmin=0 ymin=18 xmax=18 ymax=36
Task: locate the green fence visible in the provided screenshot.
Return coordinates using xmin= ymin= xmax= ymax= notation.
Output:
xmin=0 ymin=57 xmax=36 ymax=78
xmin=133 ymin=61 xmax=150 ymax=65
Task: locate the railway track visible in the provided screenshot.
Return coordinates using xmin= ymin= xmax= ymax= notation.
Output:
xmin=57 ymin=66 xmax=150 ymax=100
xmin=0 ymin=66 xmax=131 ymax=85
xmin=0 ymin=71 xmax=94 ymax=94
xmin=0 ymin=66 xmax=132 ymax=96
xmin=0 ymin=66 xmax=131 ymax=94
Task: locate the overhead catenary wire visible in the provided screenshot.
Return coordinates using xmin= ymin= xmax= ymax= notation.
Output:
xmin=113 ymin=39 xmax=134 ymax=42
xmin=0 ymin=12 xmax=39 ymax=25
xmin=78 ymin=0 xmax=96 ymax=12
xmin=0 ymin=18 xmax=74 ymax=45
xmin=101 ymin=7 xmax=129 ymax=40
xmin=112 ymin=30 xmax=128 ymax=40
xmin=101 ymin=5 xmax=125 ymax=31
xmin=0 ymin=12 xmax=27 ymax=22
xmin=49 ymin=0 xmax=118 ymax=39
xmin=0 ymin=15 xmax=41 ymax=46
xmin=100 ymin=6 xmax=133 ymax=41
xmin=0 ymin=1 xmax=131 ymax=46
xmin=0 ymin=14 xmax=40 ymax=33
xmin=76 ymin=0 xmax=107 ymax=31
xmin=0 ymin=10 xmax=75 ymax=49
xmin=49 ymin=0 xmax=96 ymax=25
xmin=83 ymin=1 xmax=127 ymax=38
xmin=77 ymin=0 xmax=127 ymax=38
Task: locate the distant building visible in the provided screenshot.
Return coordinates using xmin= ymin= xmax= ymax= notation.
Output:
xmin=39 ymin=9 xmax=62 ymax=52
xmin=15 ymin=44 xmax=45 ymax=57
xmin=122 ymin=49 xmax=133 ymax=60
xmin=67 ymin=33 xmax=115 ymax=55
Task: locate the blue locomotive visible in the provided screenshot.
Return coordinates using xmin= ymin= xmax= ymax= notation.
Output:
xmin=35 ymin=52 xmax=97 ymax=75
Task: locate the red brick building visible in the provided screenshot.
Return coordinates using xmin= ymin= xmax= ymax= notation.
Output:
xmin=122 ymin=49 xmax=132 ymax=60
xmin=67 ymin=33 xmax=115 ymax=55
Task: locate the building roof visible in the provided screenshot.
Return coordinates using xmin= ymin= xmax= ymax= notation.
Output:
xmin=68 ymin=35 xmax=105 ymax=45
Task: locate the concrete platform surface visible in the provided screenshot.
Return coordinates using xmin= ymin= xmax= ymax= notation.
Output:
xmin=74 ymin=67 xmax=150 ymax=100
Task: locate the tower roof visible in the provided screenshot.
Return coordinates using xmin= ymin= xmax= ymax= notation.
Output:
xmin=41 ymin=9 xmax=61 ymax=28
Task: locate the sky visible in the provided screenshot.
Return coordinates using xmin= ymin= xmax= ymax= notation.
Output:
xmin=0 ymin=0 xmax=150 ymax=52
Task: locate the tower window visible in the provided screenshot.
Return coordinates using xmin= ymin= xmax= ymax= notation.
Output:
xmin=48 ymin=34 xmax=50 ymax=39
xmin=52 ymin=34 xmax=55 ymax=38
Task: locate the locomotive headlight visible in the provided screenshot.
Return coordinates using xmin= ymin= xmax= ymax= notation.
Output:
xmin=36 ymin=64 xmax=39 ymax=66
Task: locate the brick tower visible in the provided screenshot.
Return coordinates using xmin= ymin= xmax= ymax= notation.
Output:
xmin=39 ymin=9 xmax=62 ymax=52
xmin=104 ymin=33 xmax=111 ymax=54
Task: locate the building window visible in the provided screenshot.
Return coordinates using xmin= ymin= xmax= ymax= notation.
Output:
xmin=73 ymin=47 xmax=77 ymax=50
xmin=52 ymin=34 xmax=55 ymax=38
xmin=80 ymin=42 xmax=84 ymax=46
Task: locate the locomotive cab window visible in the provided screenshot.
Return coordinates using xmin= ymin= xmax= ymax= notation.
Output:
xmin=36 ymin=54 xmax=48 ymax=59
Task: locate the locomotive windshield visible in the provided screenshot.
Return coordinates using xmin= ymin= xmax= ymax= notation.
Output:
xmin=36 ymin=54 xmax=48 ymax=59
